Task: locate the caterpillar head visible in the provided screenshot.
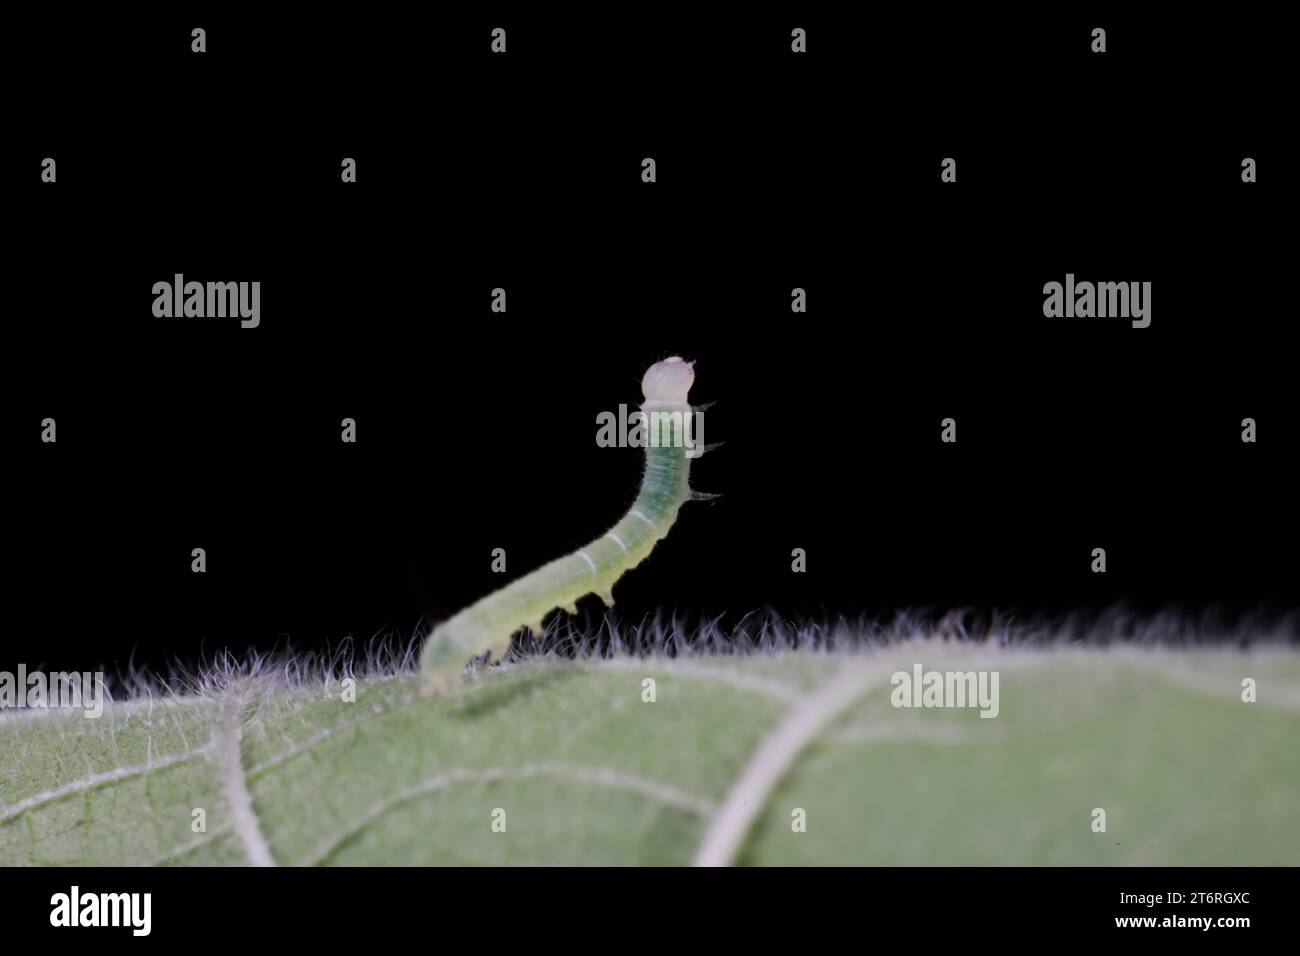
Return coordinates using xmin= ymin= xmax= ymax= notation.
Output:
xmin=642 ymin=356 xmax=695 ymax=403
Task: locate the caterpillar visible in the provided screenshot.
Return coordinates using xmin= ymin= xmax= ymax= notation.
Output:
xmin=420 ymin=356 xmax=702 ymax=696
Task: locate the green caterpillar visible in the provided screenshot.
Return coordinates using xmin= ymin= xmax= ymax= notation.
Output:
xmin=421 ymin=357 xmax=701 ymax=696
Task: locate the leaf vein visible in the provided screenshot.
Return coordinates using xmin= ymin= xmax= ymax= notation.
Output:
xmin=216 ymin=688 xmax=277 ymax=866
xmin=692 ymin=656 xmax=891 ymax=866
xmin=0 ymin=743 xmax=216 ymax=828
xmin=300 ymin=763 xmax=717 ymax=866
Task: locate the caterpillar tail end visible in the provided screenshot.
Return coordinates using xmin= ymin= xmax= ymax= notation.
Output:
xmin=419 ymin=624 xmax=467 ymax=698
xmin=421 ymin=666 xmax=462 ymax=699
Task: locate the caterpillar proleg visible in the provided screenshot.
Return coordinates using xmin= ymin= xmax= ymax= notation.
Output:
xmin=420 ymin=357 xmax=701 ymax=696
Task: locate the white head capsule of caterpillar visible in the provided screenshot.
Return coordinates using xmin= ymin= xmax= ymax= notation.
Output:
xmin=642 ymin=356 xmax=695 ymax=403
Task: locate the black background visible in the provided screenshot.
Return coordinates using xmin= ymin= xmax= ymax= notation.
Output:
xmin=6 ymin=8 xmax=1294 ymax=678
xmin=0 ymin=865 xmax=1281 ymax=942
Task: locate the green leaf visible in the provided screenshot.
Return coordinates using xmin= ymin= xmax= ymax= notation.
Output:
xmin=2 ymin=644 xmax=1297 ymax=865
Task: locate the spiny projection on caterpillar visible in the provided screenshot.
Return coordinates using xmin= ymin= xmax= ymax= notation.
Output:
xmin=420 ymin=357 xmax=707 ymax=696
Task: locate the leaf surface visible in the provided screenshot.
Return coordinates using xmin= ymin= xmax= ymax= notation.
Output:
xmin=2 ymin=645 xmax=1297 ymax=865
